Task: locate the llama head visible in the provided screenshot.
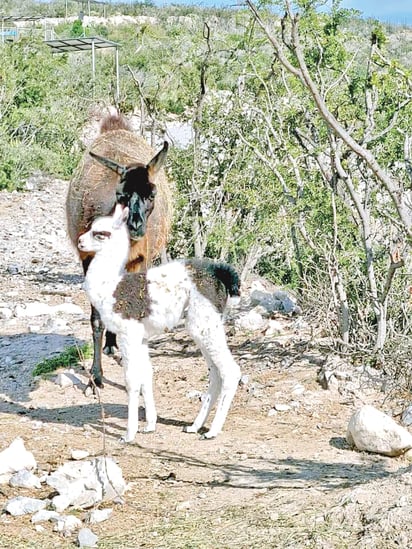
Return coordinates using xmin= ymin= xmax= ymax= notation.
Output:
xmin=78 ymin=204 xmax=130 ymax=255
xmin=89 ymin=142 xmax=168 ymax=241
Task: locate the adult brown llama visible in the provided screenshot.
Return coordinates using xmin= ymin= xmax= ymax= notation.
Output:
xmin=66 ymin=113 xmax=173 ymax=389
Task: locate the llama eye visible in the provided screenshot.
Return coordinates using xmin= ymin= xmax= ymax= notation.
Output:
xmin=92 ymin=231 xmax=111 ymax=241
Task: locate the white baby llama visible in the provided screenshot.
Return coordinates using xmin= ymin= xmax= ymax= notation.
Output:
xmin=78 ymin=204 xmax=241 ymax=441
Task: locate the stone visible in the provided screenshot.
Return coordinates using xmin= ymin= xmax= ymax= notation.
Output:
xmin=273 ymin=290 xmax=301 ymax=314
xmin=4 ymin=496 xmax=49 ymax=516
xmin=0 ymin=437 xmax=37 ymax=479
xmin=88 ymin=508 xmax=113 ymax=524
xmin=14 ymin=302 xmax=54 ymax=317
xmin=401 ymin=405 xmax=412 ymax=426
xmin=291 ymin=383 xmax=305 ymax=396
xmin=273 ymin=403 xmax=291 ymax=412
xmin=265 ymin=319 xmax=284 ymax=336
xmin=31 ymin=510 xmax=60 ymax=523
xmin=71 ymin=449 xmax=90 ymax=461
xmin=54 ymin=303 xmax=84 ymax=316
xmin=51 ymin=495 xmax=73 ymax=513
xmin=347 ymin=405 xmax=412 ymax=456
xmin=53 ymin=514 xmax=82 ymax=533
xmin=249 ymin=290 xmax=277 ymax=312
xmin=0 ymin=307 xmax=13 ymax=320
xmin=56 ymin=373 xmax=76 ymax=388
xmin=47 ymin=457 xmax=126 ymax=511
xmin=9 ymin=469 xmax=41 ymax=489
xmin=77 ymin=527 xmax=98 ymax=548
xmin=186 ymin=390 xmax=202 ymax=400
xmin=235 ymin=309 xmax=268 ymax=332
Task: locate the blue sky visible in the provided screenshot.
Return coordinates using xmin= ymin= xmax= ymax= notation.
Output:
xmin=340 ymin=0 xmax=412 ymax=24
xmin=155 ymin=0 xmax=412 ymax=25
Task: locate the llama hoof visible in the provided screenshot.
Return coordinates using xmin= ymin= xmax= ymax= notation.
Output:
xmin=103 ymin=345 xmax=118 ymax=356
xmin=142 ymin=425 xmax=156 ymax=434
xmin=200 ymin=432 xmax=217 ymax=440
xmin=120 ymin=434 xmax=135 ymax=444
xmin=183 ymin=425 xmax=198 ymax=434
xmin=84 ymin=383 xmax=101 ymax=397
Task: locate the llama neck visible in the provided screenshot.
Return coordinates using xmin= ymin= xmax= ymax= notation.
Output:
xmin=84 ymin=242 xmax=129 ymax=303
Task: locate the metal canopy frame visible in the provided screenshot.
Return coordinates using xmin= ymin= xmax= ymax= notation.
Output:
xmin=0 ymin=16 xmax=44 ymax=22
xmin=0 ymin=15 xmax=45 ymax=43
xmin=45 ymin=36 xmax=120 ymax=102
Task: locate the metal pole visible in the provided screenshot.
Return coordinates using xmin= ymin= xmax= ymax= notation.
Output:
xmin=115 ymin=46 xmax=120 ymax=104
xmin=92 ymin=38 xmax=95 ymax=98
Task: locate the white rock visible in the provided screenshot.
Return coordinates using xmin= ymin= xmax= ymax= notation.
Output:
xmin=46 ymin=318 xmax=69 ymax=333
xmin=0 ymin=307 xmax=13 ymax=320
xmin=14 ymin=302 xmax=53 ymax=317
xmin=347 ymin=405 xmax=412 ymax=456
xmin=235 ymin=309 xmax=268 ymax=332
xmin=186 ymin=390 xmax=202 ymax=400
xmin=274 ymin=403 xmax=291 ymax=412
xmin=55 ymin=373 xmax=74 ymax=388
xmin=239 ymin=374 xmax=249 ymax=386
xmin=4 ymin=496 xmax=49 ymax=516
xmin=31 ymin=510 xmax=60 ymax=523
xmin=53 ymin=514 xmax=82 ymax=533
xmin=47 ymin=457 xmax=126 ymax=510
xmin=78 ymin=527 xmax=98 ymax=548
xmin=51 ymin=494 xmax=72 ymax=513
xmin=93 ymin=456 xmax=127 ymax=501
xmin=28 ymin=324 xmax=43 ymax=333
xmin=291 ymin=383 xmax=305 ymax=396
xmin=53 ymin=303 xmax=84 ymax=315
xmin=176 ymin=500 xmax=191 ymax=511
xmin=9 ymin=469 xmax=41 ymax=489
xmin=71 ymin=449 xmax=90 ymax=460
xmin=56 ymin=371 xmax=83 ymax=388
xmin=0 ymin=437 xmax=37 ymax=478
xmin=265 ymin=319 xmax=284 ymax=336
xmin=88 ymin=508 xmax=113 ymax=524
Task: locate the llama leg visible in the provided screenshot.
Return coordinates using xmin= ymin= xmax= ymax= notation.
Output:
xmin=203 ymin=351 xmax=240 ymax=439
xmin=103 ymin=331 xmax=118 ymax=356
xmin=184 ymin=360 xmax=220 ymax=434
xmin=89 ymin=304 xmax=104 ymax=389
xmin=186 ymin=306 xmax=240 ymax=439
xmin=119 ymin=328 xmax=156 ymax=442
xmin=140 ymin=342 xmax=157 ymax=433
xmin=82 ymin=258 xmax=104 ymax=390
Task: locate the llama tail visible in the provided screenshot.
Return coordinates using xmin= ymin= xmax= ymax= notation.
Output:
xmin=185 ymin=259 xmax=241 ymax=310
xmin=211 ymin=262 xmax=241 ymax=298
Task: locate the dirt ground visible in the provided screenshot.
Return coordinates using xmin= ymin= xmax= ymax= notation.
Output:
xmin=1 ymin=176 xmax=412 ymax=549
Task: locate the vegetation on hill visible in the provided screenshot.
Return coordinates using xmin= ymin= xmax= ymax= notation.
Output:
xmin=1 ymin=0 xmax=412 ymax=378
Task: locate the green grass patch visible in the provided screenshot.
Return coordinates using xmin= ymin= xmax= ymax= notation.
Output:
xmin=32 ymin=343 xmax=92 ymax=377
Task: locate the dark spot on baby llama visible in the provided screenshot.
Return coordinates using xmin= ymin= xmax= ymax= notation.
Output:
xmin=185 ymin=259 xmax=240 ymax=314
xmin=113 ymin=272 xmax=151 ymax=320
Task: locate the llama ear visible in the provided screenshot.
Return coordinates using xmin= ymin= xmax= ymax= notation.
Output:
xmin=147 ymin=141 xmax=168 ymax=177
xmin=112 ymin=204 xmax=129 ymax=229
xmin=90 ymin=151 xmax=127 ymax=176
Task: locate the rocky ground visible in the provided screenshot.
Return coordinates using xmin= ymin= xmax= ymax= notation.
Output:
xmin=1 ymin=174 xmax=412 ymax=548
